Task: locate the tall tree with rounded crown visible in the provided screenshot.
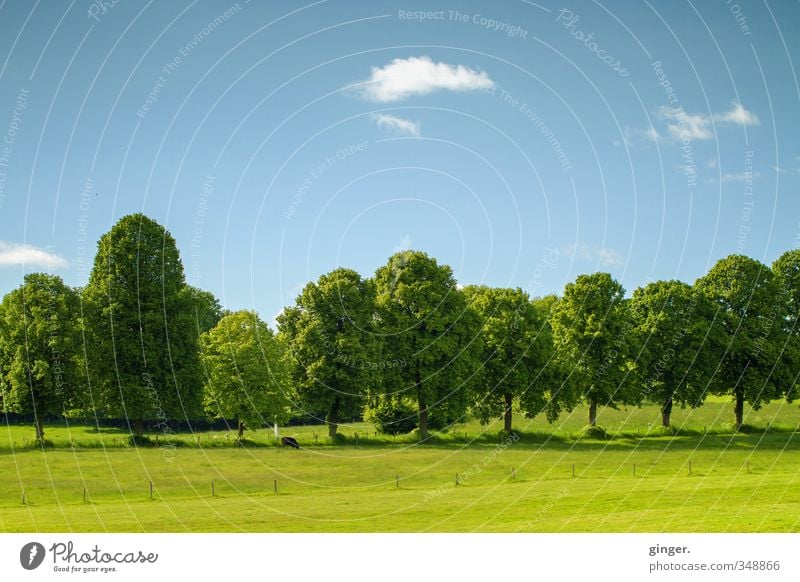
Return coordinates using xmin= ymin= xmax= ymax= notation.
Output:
xmin=82 ymin=214 xmax=203 ymax=437
xmin=373 ymin=251 xmax=481 ymax=440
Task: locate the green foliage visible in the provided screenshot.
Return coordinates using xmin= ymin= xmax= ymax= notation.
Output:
xmin=373 ymin=251 xmax=482 ymax=439
xmin=695 ymin=255 xmax=789 ymax=426
xmin=771 ymin=250 xmax=800 ymax=399
xmin=550 ymin=273 xmax=636 ymax=424
xmin=202 ymin=310 xmax=291 ymax=437
xmin=463 ymin=286 xmax=558 ymax=430
xmin=278 ymin=268 xmax=379 ymax=437
xmin=0 ymin=273 xmax=83 ymax=440
xmin=185 ymin=286 xmax=224 ymax=335
xmin=363 ymin=396 xmax=418 ymax=434
xmin=82 ymin=214 xmax=203 ymax=435
xmin=629 ymin=280 xmax=725 ymax=425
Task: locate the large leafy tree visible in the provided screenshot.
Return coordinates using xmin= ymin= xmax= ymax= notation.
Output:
xmin=201 ymin=310 xmax=291 ymax=439
xmin=277 ymin=268 xmax=379 ymax=438
xmin=630 ymin=280 xmax=725 ymax=427
xmin=82 ymin=213 xmax=203 ymax=436
xmin=695 ymin=255 xmax=789 ymax=429
xmin=373 ymin=251 xmax=481 ymax=440
xmin=0 ymin=273 xmax=83 ymax=441
xmin=531 ymin=294 xmax=576 ymax=422
xmin=464 ymin=286 xmax=556 ymax=433
xmin=772 ymin=249 xmax=800 ymax=399
xmin=550 ymin=273 xmax=635 ymax=426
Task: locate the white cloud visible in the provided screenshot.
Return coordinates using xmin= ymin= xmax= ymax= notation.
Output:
xmin=618 ymin=126 xmax=661 ymax=147
xmin=651 ymin=103 xmax=758 ymax=143
xmin=713 ymin=102 xmax=759 ymax=126
xmin=563 ymin=243 xmax=623 ymax=267
xmin=351 ymin=56 xmax=494 ymax=102
xmin=370 ymin=113 xmax=420 ymax=136
xmin=771 ymin=165 xmax=787 ymax=174
xmin=703 ymin=171 xmax=760 ymax=184
xmin=658 ymin=106 xmax=713 ymax=141
xmin=0 ymin=241 xmax=68 ymax=269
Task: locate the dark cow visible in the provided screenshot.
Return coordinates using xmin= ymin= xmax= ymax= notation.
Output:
xmin=280 ymin=436 xmax=300 ymax=449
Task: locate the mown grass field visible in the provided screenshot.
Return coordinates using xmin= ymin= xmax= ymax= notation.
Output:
xmin=1 ymin=398 xmax=799 ymax=532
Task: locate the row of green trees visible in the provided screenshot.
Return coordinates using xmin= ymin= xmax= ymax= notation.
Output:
xmin=1 ymin=213 xmax=798 ymax=443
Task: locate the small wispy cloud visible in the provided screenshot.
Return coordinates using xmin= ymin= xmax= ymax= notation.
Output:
xmin=563 ymin=243 xmax=623 ymax=267
xmin=658 ymin=106 xmax=713 ymax=141
xmin=628 ymin=102 xmax=760 ymax=146
xmin=350 ymin=56 xmax=494 ymax=102
xmin=713 ymin=102 xmax=759 ymax=126
xmin=370 ymin=113 xmax=420 ymax=136
xmin=616 ymin=126 xmax=661 ymax=147
xmin=0 ymin=241 xmax=68 ymax=269
xmin=771 ymin=165 xmax=787 ymax=174
xmin=704 ymin=171 xmax=760 ymax=184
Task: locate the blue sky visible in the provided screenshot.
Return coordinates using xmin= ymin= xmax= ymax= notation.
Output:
xmin=1 ymin=0 xmax=799 ymax=323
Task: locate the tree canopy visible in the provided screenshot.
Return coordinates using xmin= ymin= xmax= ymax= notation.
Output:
xmin=630 ymin=280 xmax=725 ymax=427
xmin=202 ymin=310 xmax=291 ymax=439
xmin=550 ymin=273 xmax=635 ymax=426
xmin=0 ymin=273 xmax=83 ymax=441
xmin=278 ymin=268 xmax=379 ymax=437
xmin=373 ymin=251 xmax=481 ymax=439
xmin=82 ymin=213 xmax=203 ymax=436
xmin=695 ymin=255 xmax=790 ymax=428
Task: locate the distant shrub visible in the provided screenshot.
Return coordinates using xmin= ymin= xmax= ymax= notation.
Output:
xmin=581 ymin=425 xmax=609 ymax=439
xmin=364 ymin=398 xmax=417 ymax=435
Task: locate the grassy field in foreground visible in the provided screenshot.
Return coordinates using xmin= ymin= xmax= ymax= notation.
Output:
xmin=1 ymin=426 xmax=799 ymax=531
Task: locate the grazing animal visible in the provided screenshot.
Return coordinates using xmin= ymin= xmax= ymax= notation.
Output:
xmin=280 ymin=436 xmax=300 ymax=449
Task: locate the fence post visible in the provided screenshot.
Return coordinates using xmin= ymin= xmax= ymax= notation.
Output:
xmin=149 ymin=481 xmax=153 ymax=499
xmin=274 ymin=479 xmax=277 ymax=494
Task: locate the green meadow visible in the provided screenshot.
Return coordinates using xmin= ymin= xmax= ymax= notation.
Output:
xmin=1 ymin=397 xmax=799 ymax=532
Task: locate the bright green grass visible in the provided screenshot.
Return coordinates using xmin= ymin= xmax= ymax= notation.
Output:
xmin=1 ymin=400 xmax=799 ymax=532
xmin=3 ymin=397 xmax=799 ymax=451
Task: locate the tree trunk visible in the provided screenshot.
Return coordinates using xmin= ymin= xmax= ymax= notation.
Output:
xmin=503 ymin=392 xmax=513 ymax=434
xmin=133 ymin=418 xmax=144 ymax=437
xmin=34 ymin=416 xmax=44 ymax=441
xmin=237 ymin=419 xmax=245 ymax=440
xmin=418 ymin=399 xmax=428 ymax=441
xmin=734 ymin=391 xmax=744 ymax=430
xmin=588 ymin=398 xmax=598 ymax=427
xmin=416 ymin=365 xmax=428 ymax=440
xmin=661 ymin=397 xmax=673 ymax=428
xmin=327 ymin=396 xmax=340 ymax=438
